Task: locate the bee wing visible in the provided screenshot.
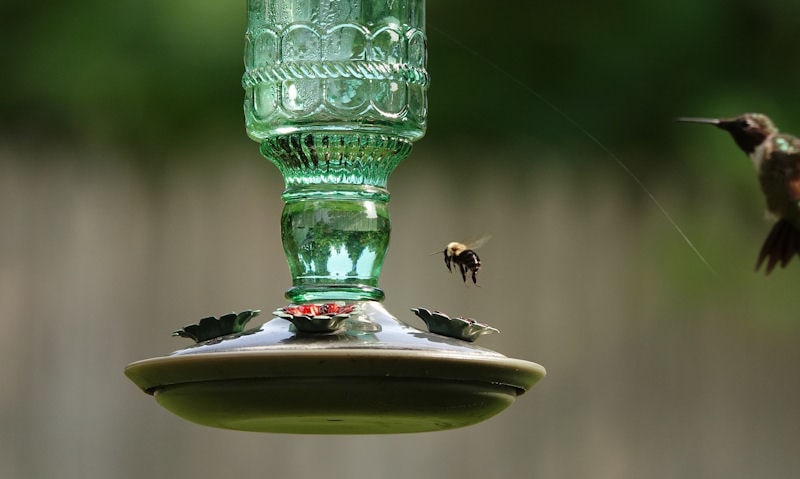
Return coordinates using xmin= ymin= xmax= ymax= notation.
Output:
xmin=467 ymin=235 xmax=492 ymax=251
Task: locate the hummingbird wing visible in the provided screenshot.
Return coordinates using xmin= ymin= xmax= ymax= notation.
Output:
xmin=755 ymin=137 xmax=800 ymax=273
xmin=760 ymin=136 xmax=800 ymax=211
xmin=782 ymin=136 xmax=800 ymax=201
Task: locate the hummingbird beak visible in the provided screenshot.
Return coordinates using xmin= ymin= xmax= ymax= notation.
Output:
xmin=675 ymin=117 xmax=722 ymax=126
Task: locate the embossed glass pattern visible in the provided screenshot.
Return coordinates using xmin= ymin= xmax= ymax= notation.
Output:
xmin=244 ymin=0 xmax=427 ymax=141
xmin=244 ymin=0 xmax=427 ymax=303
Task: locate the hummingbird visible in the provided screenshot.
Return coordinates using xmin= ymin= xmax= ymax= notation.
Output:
xmin=678 ymin=113 xmax=800 ymax=274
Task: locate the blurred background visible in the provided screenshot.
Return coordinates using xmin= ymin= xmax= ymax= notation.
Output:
xmin=3 ymin=1 xmax=800 ymax=478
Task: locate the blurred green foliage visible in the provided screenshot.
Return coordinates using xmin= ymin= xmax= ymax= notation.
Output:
xmin=4 ymin=0 xmax=800 ymax=179
xmin=2 ymin=0 xmax=245 ymax=150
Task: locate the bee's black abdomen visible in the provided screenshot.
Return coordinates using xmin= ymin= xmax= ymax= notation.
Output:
xmin=756 ymin=219 xmax=800 ymax=274
xmin=459 ymin=249 xmax=481 ymax=284
xmin=442 ymin=245 xmax=482 ymax=284
xmin=461 ymin=250 xmax=480 ymax=267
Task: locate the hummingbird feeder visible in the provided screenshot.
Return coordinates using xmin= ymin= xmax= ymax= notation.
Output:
xmin=125 ymin=0 xmax=545 ymax=434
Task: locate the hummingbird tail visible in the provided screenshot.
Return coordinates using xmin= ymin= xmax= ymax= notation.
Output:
xmin=756 ymin=219 xmax=800 ymax=274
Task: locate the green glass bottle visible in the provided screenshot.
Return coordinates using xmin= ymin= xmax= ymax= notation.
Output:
xmin=244 ymin=0 xmax=428 ymax=302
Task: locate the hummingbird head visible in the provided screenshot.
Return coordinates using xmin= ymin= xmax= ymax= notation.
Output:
xmin=677 ymin=113 xmax=778 ymax=154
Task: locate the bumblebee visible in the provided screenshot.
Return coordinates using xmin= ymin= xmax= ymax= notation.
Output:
xmin=442 ymin=237 xmax=489 ymax=284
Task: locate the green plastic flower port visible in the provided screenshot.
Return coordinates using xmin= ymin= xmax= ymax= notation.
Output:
xmin=411 ymin=307 xmax=500 ymax=342
xmin=173 ymin=310 xmax=261 ymax=343
xmin=273 ymin=303 xmax=355 ymax=333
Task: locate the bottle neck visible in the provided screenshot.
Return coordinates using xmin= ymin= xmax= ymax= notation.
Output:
xmin=262 ymin=132 xmax=411 ymax=303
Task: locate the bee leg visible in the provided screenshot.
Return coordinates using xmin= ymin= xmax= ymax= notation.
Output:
xmin=471 ymin=270 xmax=478 ymax=285
xmin=459 ymin=263 xmax=468 ymax=283
xmin=444 ymin=251 xmax=452 ymax=272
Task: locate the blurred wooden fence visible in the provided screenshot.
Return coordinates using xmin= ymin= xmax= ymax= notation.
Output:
xmin=1 ymin=144 xmax=799 ymax=479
